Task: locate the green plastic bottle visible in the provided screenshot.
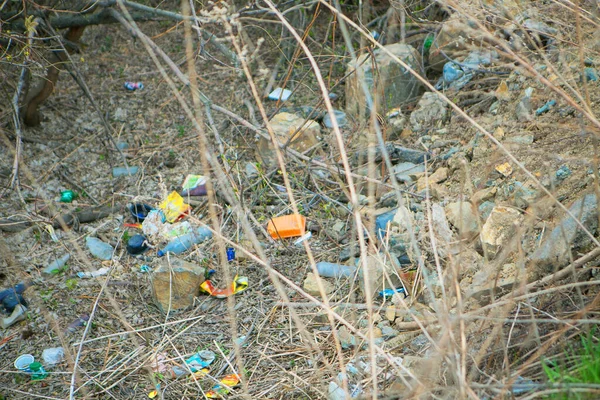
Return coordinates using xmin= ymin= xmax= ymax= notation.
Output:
xmin=29 ymin=362 xmax=48 ymax=380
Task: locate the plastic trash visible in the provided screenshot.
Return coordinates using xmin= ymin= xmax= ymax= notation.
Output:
xmin=112 ymin=166 xmax=139 ymax=177
xmin=0 ymin=282 xmax=29 ymax=313
xmin=226 ymin=247 xmax=235 ymax=261
xmin=14 ymin=354 xmax=34 ymax=373
xmin=157 ymin=226 xmax=213 ymax=256
xmin=205 ymin=374 xmax=241 ymax=398
xmin=43 ymin=254 xmax=70 ymax=275
xmin=181 ymin=175 xmax=207 ymax=196
xmin=268 ymin=87 xmax=292 ymax=101
xmin=60 ymin=190 xmax=77 ymax=203
xmin=159 ymin=191 xmax=191 ymax=223
xmin=126 ymin=234 xmax=149 ymax=255
xmin=185 ymin=350 xmax=215 ymax=372
xmin=77 ymin=267 xmax=110 ymax=278
xmin=65 ymin=314 xmax=89 ymax=333
xmin=316 ymin=262 xmax=357 ymax=278
xmin=379 ymin=287 xmax=408 ymax=299
xmin=293 ymin=231 xmax=312 ymax=246
xmin=86 ymin=237 xmax=114 ymax=260
xmin=555 ymin=165 xmax=572 ymax=182
xmin=42 ymin=347 xmax=65 ymax=366
xmin=142 ymin=209 xmax=167 ymax=238
xmin=200 ymin=275 xmax=248 ymax=298
xmin=124 ymin=81 xmax=144 ymax=91
xmin=535 ymin=99 xmax=556 ymax=115
xmin=1 ymin=304 xmax=27 ymax=329
xmin=267 ymin=214 xmax=306 ymax=239
xmin=29 ymin=362 xmax=48 ymax=380
xmin=584 ymin=67 xmax=598 ymax=82
xmin=128 ymin=203 xmax=155 ymax=222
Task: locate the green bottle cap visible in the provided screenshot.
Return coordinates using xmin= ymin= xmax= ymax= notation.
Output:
xmin=60 ymin=190 xmax=77 ymax=203
xmin=29 ymin=362 xmax=41 ymax=371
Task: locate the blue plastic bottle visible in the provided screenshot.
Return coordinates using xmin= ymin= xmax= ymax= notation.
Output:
xmin=157 ymin=227 xmax=213 ymax=256
xmin=316 ymin=261 xmax=357 ymax=278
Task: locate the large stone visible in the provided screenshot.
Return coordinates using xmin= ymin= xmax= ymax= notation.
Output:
xmin=346 ymin=43 xmax=424 ymax=122
xmin=303 ymin=272 xmax=334 ymax=297
xmin=530 ymin=194 xmax=598 ymax=270
xmin=480 ymin=206 xmax=524 ymax=258
xmin=445 ymin=201 xmax=480 ymax=237
xmin=258 ymin=112 xmax=321 ymax=164
xmin=409 ymin=92 xmax=448 ymax=132
xmin=151 ymin=257 xmax=207 ymax=313
xmin=417 ymin=167 xmax=448 ymax=191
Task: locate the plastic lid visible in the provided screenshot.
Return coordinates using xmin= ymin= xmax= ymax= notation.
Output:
xmin=29 ymin=362 xmax=42 ymax=371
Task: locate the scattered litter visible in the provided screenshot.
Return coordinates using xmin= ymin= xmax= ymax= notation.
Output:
xmin=200 ymin=275 xmax=248 ymax=298
xmin=535 ymin=99 xmax=556 ymax=115
xmin=1 ymin=304 xmax=27 ymax=329
xmin=267 ymin=87 xmax=291 ymax=101
xmin=124 ymin=81 xmax=144 ymax=91
xmin=85 ymin=237 xmax=114 ymax=260
xmin=185 ymin=350 xmax=215 ymax=372
xmin=30 ymin=361 xmax=48 ymax=380
xmin=555 ymin=165 xmax=572 ymax=182
xmin=159 ymin=191 xmax=191 ymax=223
xmin=43 ymin=253 xmax=70 ymax=275
xmin=316 ymin=261 xmax=357 ymax=278
xmin=181 ymin=175 xmax=207 ymax=196
xmin=44 ymin=224 xmax=60 ymax=242
xmin=142 ymin=209 xmax=167 ymax=238
xmin=379 ymin=287 xmax=408 ymax=299
xmin=156 ymin=226 xmax=212 ymax=256
xmin=584 ymin=67 xmax=598 ymax=82
xmin=226 ymin=247 xmax=235 ymax=261
xmin=293 ymin=231 xmax=312 ymax=246
xmin=60 ymin=190 xmax=77 ymax=203
xmin=126 ymin=234 xmax=149 ymax=255
xmin=0 ymin=282 xmax=28 ymax=313
xmin=128 ymin=203 xmax=155 ymax=222
xmin=150 ymin=352 xmax=169 ymax=373
xmin=205 ymin=374 xmax=241 ymax=398
xmin=77 ymin=267 xmax=110 ymax=278
xmin=112 ymin=166 xmax=139 ymax=177
xmin=495 ymin=162 xmax=513 ymax=177
xmin=267 ymin=214 xmax=306 ymax=239
xmin=14 ymin=354 xmax=35 ymax=373
xmin=140 ymin=264 xmax=152 ymax=273
xmin=42 ymin=347 xmax=65 ymax=366
xmin=65 ymin=314 xmax=89 ymax=333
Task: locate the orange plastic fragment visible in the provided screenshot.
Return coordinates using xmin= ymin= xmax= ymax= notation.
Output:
xmin=267 ymin=214 xmax=306 ymax=239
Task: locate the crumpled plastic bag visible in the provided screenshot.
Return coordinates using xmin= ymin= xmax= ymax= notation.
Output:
xmin=200 ymin=275 xmax=248 ymax=298
xmin=159 ymin=191 xmax=190 ymax=222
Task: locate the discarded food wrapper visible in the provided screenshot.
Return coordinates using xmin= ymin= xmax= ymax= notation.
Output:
xmin=148 ymin=384 xmax=160 ymax=399
xmin=185 ymin=350 xmax=216 ymax=372
xmin=150 ymin=352 xmax=169 ymax=373
xmin=200 ymin=275 xmax=248 ymax=298
xmin=293 ymin=231 xmax=312 ymax=246
xmin=267 ymin=214 xmax=306 ymax=239
xmin=142 ymin=209 xmax=167 ymax=238
xmin=161 ymin=220 xmax=192 ymax=239
xmin=159 ymin=191 xmax=191 ymax=223
xmin=205 ymin=374 xmax=241 ymax=398
xmin=124 ymin=81 xmax=144 ymax=91
xmin=267 ymin=87 xmax=291 ymax=101
xmin=181 ymin=175 xmax=207 ymax=197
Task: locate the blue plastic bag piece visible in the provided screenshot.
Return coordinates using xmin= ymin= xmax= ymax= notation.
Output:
xmin=535 ymin=99 xmax=556 ymax=115
xmin=375 ymin=209 xmax=397 ymax=239
xmin=584 ymin=67 xmax=598 ymax=82
xmin=443 ymin=62 xmax=464 ymax=83
xmin=379 ymin=287 xmax=407 ymax=299
xmin=185 ymin=350 xmax=215 ymax=372
xmin=555 ymin=165 xmax=572 ymax=182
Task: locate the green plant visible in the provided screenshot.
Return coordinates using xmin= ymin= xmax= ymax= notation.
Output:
xmin=65 ymin=279 xmax=78 ymax=290
xmin=542 ymin=328 xmax=600 ymax=399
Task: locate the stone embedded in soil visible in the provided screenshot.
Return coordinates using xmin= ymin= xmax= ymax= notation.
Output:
xmin=445 ymin=201 xmax=480 ymax=237
xmin=151 ymin=257 xmax=207 ymax=313
xmin=478 ymin=201 xmax=496 ymax=221
xmin=303 ymin=272 xmax=334 ymax=297
xmin=529 ymin=193 xmax=598 ymax=271
xmin=431 ymin=203 xmax=458 ymax=257
xmin=480 ymin=206 xmax=524 ymax=258
xmin=471 ymin=186 xmax=497 ymax=205
xmin=258 ymin=112 xmax=321 ymax=165
xmin=416 ymin=167 xmax=448 ymax=191
xmin=337 ymin=325 xmax=357 ymax=349
xmin=410 ymin=92 xmax=449 ymax=132
xmin=393 ymin=162 xmax=425 ymax=183
xmin=466 ymin=263 xmax=522 ymax=300
xmin=346 ymin=43 xmax=424 ymax=122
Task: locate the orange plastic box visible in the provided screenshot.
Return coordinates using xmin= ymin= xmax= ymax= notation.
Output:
xmin=267 ymin=214 xmax=306 ymax=239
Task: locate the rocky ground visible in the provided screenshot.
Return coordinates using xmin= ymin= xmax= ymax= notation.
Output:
xmin=1 ymin=1 xmax=600 ymax=399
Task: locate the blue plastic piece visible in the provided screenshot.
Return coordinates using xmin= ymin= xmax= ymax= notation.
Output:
xmin=535 ymin=99 xmax=556 ymax=115
xmin=226 ymin=247 xmax=235 ymax=261
xmin=316 ymin=261 xmax=357 ymax=278
xmin=555 ymin=165 xmax=572 ymax=182
xmin=128 ymin=203 xmax=155 ymax=222
xmin=126 ymin=234 xmax=149 ymax=255
xmin=112 ymin=166 xmax=139 ymax=177
xmin=157 ymin=227 xmax=213 ymax=256
xmin=86 ymin=237 xmax=114 ymax=260
xmin=378 ymin=287 xmax=407 ymax=299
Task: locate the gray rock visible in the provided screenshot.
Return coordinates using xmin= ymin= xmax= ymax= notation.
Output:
xmin=381 ymin=325 xmax=399 ymax=339
xmin=323 ymin=110 xmax=348 ymax=129
xmin=346 ymin=43 xmax=424 ymax=122
xmin=515 ymin=87 xmax=534 ymax=122
xmin=245 ymin=162 xmax=259 ymax=178
xmin=393 ymin=162 xmax=425 ymax=183
xmin=478 ymin=201 xmax=495 ymax=221
xmin=410 ymin=92 xmax=449 ymax=132
xmin=480 ymin=206 xmax=523 ymax=257
xmin=445 ymin=201 xmax=480 ymax=237
xmin=530 ymin=194 xmax=598 ymax=269
xmin=353 ymin=143 xmax=428 ymax=164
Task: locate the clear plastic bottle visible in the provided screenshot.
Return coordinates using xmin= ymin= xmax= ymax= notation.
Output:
xmin=43 ymin=254 xmax=70 ymax=275
xmin=157 ymin=227 xmax=212 ymax=256
xmin=316 ymin=261 xmax=357 ymax=278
